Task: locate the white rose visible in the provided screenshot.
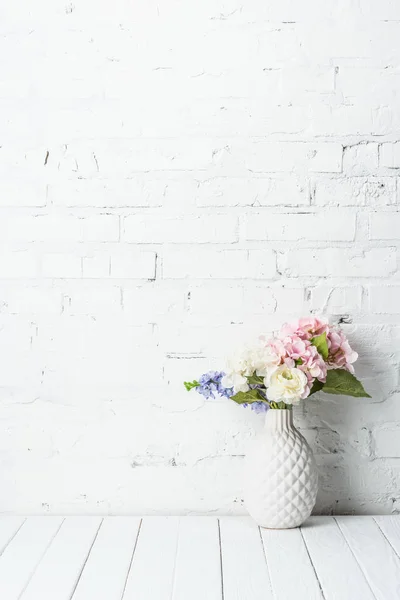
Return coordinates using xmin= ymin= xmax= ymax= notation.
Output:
xmin=265 ymin=366 xmax=308 ymax=404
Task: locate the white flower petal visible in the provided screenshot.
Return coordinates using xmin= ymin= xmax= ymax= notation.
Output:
xmin=266 ymin=366 xmax=308 ymax=403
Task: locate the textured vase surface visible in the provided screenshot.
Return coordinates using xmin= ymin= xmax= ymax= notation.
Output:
xmin=244 ymin=409 xmax=318 ymax=529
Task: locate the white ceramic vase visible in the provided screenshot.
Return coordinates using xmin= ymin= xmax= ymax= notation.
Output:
xmin=244 ymin=408 xmax=318 ymax=529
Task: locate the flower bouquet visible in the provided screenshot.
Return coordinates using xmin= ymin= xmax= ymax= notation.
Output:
xmin=184 ymin=317 xmax=370 ymax=409
xmin=184 ymin=317 xmax=370 ymax=529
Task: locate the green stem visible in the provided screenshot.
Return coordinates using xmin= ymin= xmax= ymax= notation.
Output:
xmin=257 ymin=390 xmax=273 ymax=408
xmin=270 ymin=401 xmax=292 ymax=410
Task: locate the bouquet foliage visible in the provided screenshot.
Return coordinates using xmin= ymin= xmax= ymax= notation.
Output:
xmin=184 ymin=317 xmax=370 ymax=412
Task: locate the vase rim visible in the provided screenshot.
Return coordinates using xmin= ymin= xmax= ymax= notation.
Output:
xmin=265 ymin=407 xmax=294 ymax=430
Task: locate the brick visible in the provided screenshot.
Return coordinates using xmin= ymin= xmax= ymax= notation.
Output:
xmin=308 ymin=286 xmax=363 ymax=314
xmin=158 ymin=322 xmax=248 ymax=355
xmin=56 ymin=140 xmax=213 ymax=176
xmin=369 ymin=286 xmax=400 ymax=314
xmin=244 ymin=142 xmax=342 ymax=173
xmin=280 ymin=67 xmax=335 ymax=98
xmin=315 ymin=177 xmax=396 ymax=206
xmin=0 ymin=145 xmax=45 ymax=177
xmin=39 ymin=318 xmax=156 ymax=379
xmin=0 ymin=182 xmax=46 ymax=207
xmin=343 ymin=144 xmax=379 ymax=176
xmin=63 ymin=287 xmax=122 ymax=316
xmin=82 ymin=253 xmax=110 ymax=278
xmin=41 ymin=253 xmax=82 ymax=279
xmin=0 ymin=286 xmax=61 ymax=314
xmin=48 ymin=179 xmax=164 ymax=208
xmin=196 ymin=177 xmax=309 ymax=207
xmin=82 ymin=214 xmax=120 ymax=242
xmin=0 ymin=215 xmax=81 ymax=243
xmin=123 ymin=284 xmax=185 ymax=320
xmin=160 ymin=179 xmax=198 ymax=210
xmin=133 ymin=99 xmax=311 ymax=138
xmin=110 ymin=249 xmax=156 ymax=279
xmin=360 ymin=1 xmax=400 ymax=20
xmin=240 ymin=0 xmax=333 ymax=22
xmin=243 ymin=286 xmax=306 ymax=315
xmin=380 ymin=142 xmax=400 ymax=169
xmin=188 ymin=284 xmax=306 ymax=317
xmin=349 ymin=324 xmax=400 ymax=352
xmin=310 ymin=105 xmax=376 ymax=137
xmin=373 ymin=425 xmax=400 ymax=458
xmin=279 ymin=248 xmax=396 ymax=278
xmin=244 ymin=211 xmax=355 ymax=241
xmin=163 ymin=249 xmax=276 ymax=279
xmin=123 ymin=214 xmax=237 ymax=244
xmin=0 ymin=214 xmax=119 ymax=243
xmin=370 ymin=212 xmax=400 ymax=240
xmin=337 ymin=67 xmax=400 ymax=104
xmin=299 ymin=22 xmax=399 ymax=64
xmin=188 ymin=285 xmax=244 ymax=315
xmin=0 ymin=251 xmax=37 ymax=278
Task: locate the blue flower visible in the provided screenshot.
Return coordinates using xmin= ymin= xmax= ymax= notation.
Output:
xmin=195 ymin=371 xmax=234 ymax=400
xmin=250 ymin=402 xmax=269 ymax=414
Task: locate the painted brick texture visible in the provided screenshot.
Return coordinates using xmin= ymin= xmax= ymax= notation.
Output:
xmin=0 ymin=0 xmax=399 ymax=516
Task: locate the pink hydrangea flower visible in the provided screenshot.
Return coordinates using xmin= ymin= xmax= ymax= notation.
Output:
xmin=327 ymin=329 xmax=358 ymax=373
xmin=280 ymin=317 xmax=358 ymax=374
xmin=258 ymin=318 xmax=359 ymax=400
xmin=260 ymin=336 xmax=286 ymax=362
xmin=281 ymin=335 xmax=327 ymax=385
xmin=280 ymin=317 xmax=329 ymax=341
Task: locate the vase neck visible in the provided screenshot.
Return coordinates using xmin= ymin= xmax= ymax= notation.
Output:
xmin=264 ymin=409 xmax=293 ymax=432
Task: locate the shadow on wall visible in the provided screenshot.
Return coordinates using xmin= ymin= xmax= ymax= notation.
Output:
xmin=295 ymin=322 xmax=400 ymax=515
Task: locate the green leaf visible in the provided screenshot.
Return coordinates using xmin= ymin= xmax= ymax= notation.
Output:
xmin=247 ymin=374 xmax=264 ymax=385
xmin=231 ymin=388 xmax=266 ymax=404
xmin=323 ymin=369 xmax=371 ymax=398
xmin=309 ymin=378 xmax=324 ymax=396
xmin=184 ymin=380 xmax=199 ymax=392
xmin=295 ymin=358 xmax=303 ymax=366
xmin=311 ymin=332 xmax=329 ymax=360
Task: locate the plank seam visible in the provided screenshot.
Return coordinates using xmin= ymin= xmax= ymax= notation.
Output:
xmin=372 ymin=517 xmax=400 ymax=560
xmin=217 ymin=519 xmax=225 ymax=600
xmin=299 ymin=526 xmax=327 ymax=600
xmin=334 ymin=518 xmax=378 ymax=600
xmin=69 ymin=518 xmax=104 ymax=600
xmin=18 ymin=518 xmax=66 ymax=600
xmin=121 ymin=517 xmax=143 ymax=600
xmin=0 ymin=518 xmax=26 ymax=558
xmin=258 ymin=526 xmax=276 ymax=600
xmin=169 ymin=518 xmax=181 ymax=600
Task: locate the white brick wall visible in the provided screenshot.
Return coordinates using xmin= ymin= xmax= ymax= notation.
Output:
xmin=0 ymin=0 xmax=399 ymax=516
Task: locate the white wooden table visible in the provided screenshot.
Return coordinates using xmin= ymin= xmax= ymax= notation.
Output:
xmin=0 ymin=516 xmax=399 ymax=600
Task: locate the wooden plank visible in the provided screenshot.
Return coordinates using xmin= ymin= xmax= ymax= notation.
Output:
xmin=72 ymin=517 xmax=141 ymax=600
xmin=260 ymin=526 xmax=324 ymax=600
xmin=219 ymin=517 xmax=273 ymax=600
xmin=374 ymin=516 xmax=400 ymax=557
xmin=20 ymin=516 xmax=102 ymax=600
xmin=0 ymin=517 xmax=63 ymax=600
xmin=0 ymin=517 xmax=25 ymax=556
xmin=171 ymin=517 xmax=222 ymax=600
xmin=301 ymin=517 xmax=375 ymax=600
xmin=123 ymin=516 xmax=180 ymax=600
xmin=337 ymin=515 xmax=400 ymax=600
